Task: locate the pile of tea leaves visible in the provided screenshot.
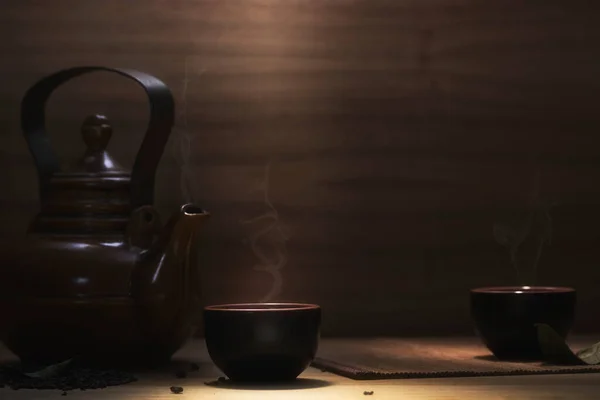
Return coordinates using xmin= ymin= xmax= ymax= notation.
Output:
xmin=0 ymin=358 xmax=137 ymax=392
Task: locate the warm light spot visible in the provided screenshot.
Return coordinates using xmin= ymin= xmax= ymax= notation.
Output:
xmin=515 ymin=291 xmax=523 ymax=294
xmin=101 ymin=241 xmax=122 ymax=248
xmin=69 ymin=243 xmax=90 ymax=250
xmin=74 ymin=277 xmax=89 ymax=285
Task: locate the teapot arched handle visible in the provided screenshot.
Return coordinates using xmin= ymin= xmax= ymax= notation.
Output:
xmin=21 ymin=66 xmax=175 ymax=208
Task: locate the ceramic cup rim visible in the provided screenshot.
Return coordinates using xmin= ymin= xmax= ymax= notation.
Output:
xmin=471 ymin=286 xmax=575 ymax=294
xmin=204 ymin=302 xmax=321 ymax=312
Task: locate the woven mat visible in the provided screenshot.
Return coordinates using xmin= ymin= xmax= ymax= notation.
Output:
xmin=311 ymin=337 xmax=600 ymax=380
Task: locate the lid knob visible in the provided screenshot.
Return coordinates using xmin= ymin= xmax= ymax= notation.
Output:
xmin=74 ymin=114 xmax=124 ymax=174
xmin=81 ymin=114 xmax=112 ymax=151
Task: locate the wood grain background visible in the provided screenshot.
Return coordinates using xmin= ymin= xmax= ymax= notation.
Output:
xmin=1 ymin=0 xmax=600 ymax=336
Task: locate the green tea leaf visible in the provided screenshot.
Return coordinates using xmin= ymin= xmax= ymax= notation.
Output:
xmin=535 ymin=323 xmax=586 ymax=365
xmin=576 ymin=342 xmax=600 ymax=365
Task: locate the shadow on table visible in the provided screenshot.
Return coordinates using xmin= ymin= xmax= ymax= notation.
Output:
xmin=473 ymin=355 xmax=500 ymax=362
xmin=204 ymin=377 xmax=332 ymax=390
xmin=473 ymin=354 xmax=540 ymax=364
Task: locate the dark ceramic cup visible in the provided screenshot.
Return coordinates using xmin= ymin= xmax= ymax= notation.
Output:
xmin=471 ymin=286 xmax=576 ymax=360
xmin=204 ymin=303 xmax=321 ymax=382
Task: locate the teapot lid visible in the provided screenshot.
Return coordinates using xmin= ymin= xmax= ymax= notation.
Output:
xmin=35 ymin=115 xmax=134 ymax=233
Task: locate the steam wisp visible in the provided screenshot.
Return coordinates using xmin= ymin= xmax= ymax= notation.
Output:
xmin=170 ymin=58 xmax=289 ymax=302
xmin=172 ymin=56 xmax=202 ymax=203
xmin=493 ymin=165 xmax=554 ymax=285
xmin=240 ymin=161 xmax=290 ymax=302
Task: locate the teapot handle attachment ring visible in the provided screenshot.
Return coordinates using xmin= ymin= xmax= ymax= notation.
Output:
xmin=20 ymin=66 xmax=175 ymax=208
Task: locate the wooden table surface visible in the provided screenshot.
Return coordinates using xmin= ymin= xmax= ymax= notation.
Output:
xmin=2 ymin=339 xmax=600 ymax=400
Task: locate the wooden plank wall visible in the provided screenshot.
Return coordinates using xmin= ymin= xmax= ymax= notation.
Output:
xmin=1 ymin=0 xmax=600 ymax=336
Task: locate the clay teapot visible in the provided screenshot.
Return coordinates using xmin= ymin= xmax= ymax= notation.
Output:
xmin=0 ymin=67 xmax=209 ymax=365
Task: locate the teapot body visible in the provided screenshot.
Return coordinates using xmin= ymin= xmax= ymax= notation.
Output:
xmin=0 ymin=232 xmax=201 ymax=365
xmin=0 ymin=234 xmax=144 ymax=364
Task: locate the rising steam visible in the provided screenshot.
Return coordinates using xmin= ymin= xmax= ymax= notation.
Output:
xmin=493 ymin=165 xmax=554 ymax=285
xmin=240 ymin=161 xmax=290 ymax=302
xmin=172 ymin=56 xmax=199 ymax=204
xmin=170 ymin=58 xmax=289 ymax=302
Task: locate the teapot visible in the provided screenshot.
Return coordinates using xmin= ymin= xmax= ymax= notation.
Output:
xmin=0 ymin=67 xmax=209 ymax=365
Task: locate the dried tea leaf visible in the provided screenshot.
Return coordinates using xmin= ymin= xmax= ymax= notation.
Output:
xmin=170 ymin=386 xmax=184 ymax=394
xmin=0 ymin=362 xmax=137 ymax=391
xmin=536 ymin=324 xmax=586 ymax=365
xmin=23 ymin=359 xmax=73 ymax=379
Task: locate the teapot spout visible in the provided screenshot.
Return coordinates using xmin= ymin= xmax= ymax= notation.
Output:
xmin=154 ymin=204 xmax=210 ymax=258
xmin=131 ymin=204 xmax=209 ymax=299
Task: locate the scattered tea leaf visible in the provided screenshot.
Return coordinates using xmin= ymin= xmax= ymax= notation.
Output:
xmin=0 ymin=364 xmax=137 ymax=391
xmin=536 ymin=323 xmax=587 ymax=365
xmin=23 ymin=359 xmax=73 ymax=379
xmin=170 ymin=386 xmax=183 ymax=394
xmin=364 ymin=390 xmax=374 ymax=395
